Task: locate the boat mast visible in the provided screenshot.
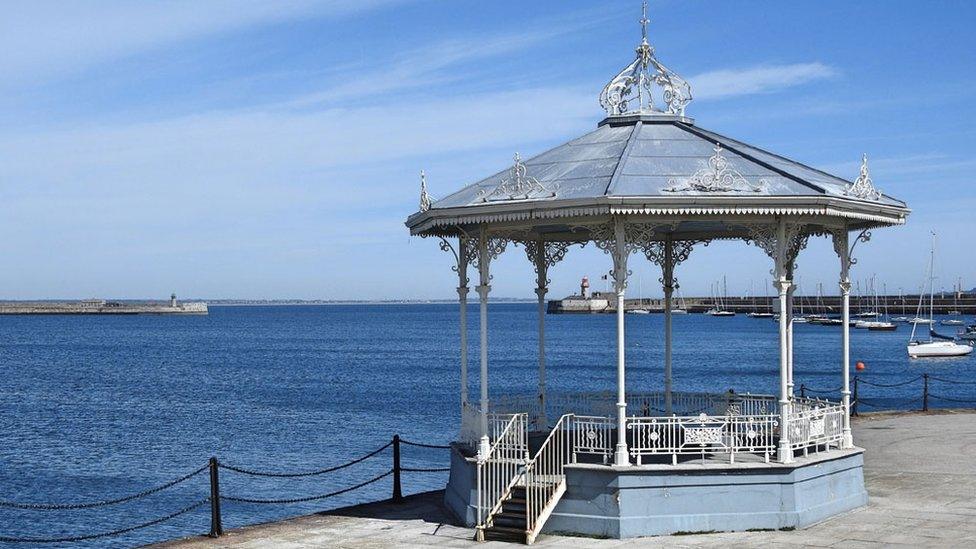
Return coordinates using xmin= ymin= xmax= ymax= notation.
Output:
xmin=929 ymin=232 xmax=936 ymax=326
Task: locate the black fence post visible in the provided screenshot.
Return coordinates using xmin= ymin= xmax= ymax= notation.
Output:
xmin=800 ymin=384 xmax=806 ymax=399
xmin=922 ymin=373 xmax=929 ymax=412
xmin=392 ymin=435 xmax=403 ymax=503
xmin=208 ymin=457 xmax=223 ymax=538
xmin=852 ymin=376 xmax=859 ymax=417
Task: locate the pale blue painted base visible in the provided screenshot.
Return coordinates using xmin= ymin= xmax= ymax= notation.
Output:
xmin=443 ymin=444 xmax=479 ymax=527
xmin=444 ymin=448 xmax=868 ymax=538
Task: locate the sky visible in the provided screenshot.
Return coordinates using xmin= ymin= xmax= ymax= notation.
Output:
xmin=1 ymin=0 xmax=974 ymax=301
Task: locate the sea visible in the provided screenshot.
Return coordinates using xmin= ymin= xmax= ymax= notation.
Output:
xmin=1 ymin=304 xmax=974 ymax=547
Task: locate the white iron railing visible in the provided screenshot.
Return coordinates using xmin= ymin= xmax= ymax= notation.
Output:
xmin=475 ymin=413 xmax=528 ymax=541
xmin=629 ymin=413 xmax=778 ymax=464
xmin=524 ymin=414 xmax=573 ymax=544
xmin=470 ymin=392 xmax=843 ymax=467
xmin=788 ymin=401 xmax=845 ymax=451
xmin=493 ymin=391 xmax=779 ymax=426
xmin=572 ymin=415 xmax=615 ymax=462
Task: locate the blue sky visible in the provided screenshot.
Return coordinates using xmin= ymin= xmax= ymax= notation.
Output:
xmin=1 ymin=0 xmax=974 ymax=300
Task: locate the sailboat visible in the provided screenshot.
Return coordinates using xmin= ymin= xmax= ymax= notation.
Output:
xmin=866 ymin=281 xmax=897 ymax=331
xmin=671 ymin=289 xmax=689 ymax=314
xmin=942 ymin=279 xmax=965 ymax=325
xmin=792 ymin=290 xmax=809 ymax=323
xmin=747 ymin=280 xmax=774 ymax=318
xmin=857 ymin=276 xmax=897 ymax=330
xmin=706 ymin=278 xmax=736 ymax=316
xmin=627 ymin=274 xmax=650 ymax=313
xmin=907 ymin=234 xmax=973 ymax=358
xmin=853 ymin=280 xmax=879 ymax=318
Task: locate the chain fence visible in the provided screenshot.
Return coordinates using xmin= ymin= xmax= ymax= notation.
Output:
xmin=0 ymin=434 xmax=452 ymax=545
xmin=799 ymin=372 xmax=976 ymax=415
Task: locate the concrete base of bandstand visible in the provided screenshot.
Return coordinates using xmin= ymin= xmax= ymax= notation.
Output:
xmin=444 ymin=445 xmax=867 ymax=538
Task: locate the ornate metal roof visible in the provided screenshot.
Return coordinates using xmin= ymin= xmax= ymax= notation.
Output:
xmin=406 ymin=6 xmax=909 ymax=238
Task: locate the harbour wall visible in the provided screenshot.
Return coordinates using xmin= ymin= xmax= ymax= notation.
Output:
xmin=549 ymin=294 xmax=976 ymax=315
xmin=0 ymin=301 xmax=208 ymax=315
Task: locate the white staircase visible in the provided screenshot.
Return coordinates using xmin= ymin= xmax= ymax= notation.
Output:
xmin=476 ymin=414 xmax=575 ymax=544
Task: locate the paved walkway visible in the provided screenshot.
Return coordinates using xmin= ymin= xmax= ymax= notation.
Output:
xmin=156 ymin=411 xmax=976 ymax=548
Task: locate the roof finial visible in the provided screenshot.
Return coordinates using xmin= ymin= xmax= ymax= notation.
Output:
xmin=599 ymin=2 xmax=692 ymax=117
xmin=845 ymin=153 xmax=882 ymax=201
xmin=419 ymin=170 xmax=431 ymax=212
xmin=640 ymin=0 xmax=649 ymax=42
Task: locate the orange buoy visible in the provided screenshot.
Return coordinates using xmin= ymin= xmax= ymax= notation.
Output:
xmin=855 ymin=361 xmax=866 ymax=371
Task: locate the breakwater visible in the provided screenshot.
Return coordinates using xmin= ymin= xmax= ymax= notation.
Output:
xmin=0 ymin=299 xmax=207 ymax=315
xmin=549 ymin=293 xmax=976 ymax=314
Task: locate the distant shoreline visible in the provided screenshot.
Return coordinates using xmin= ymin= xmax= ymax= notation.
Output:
xmin=206 ymin=299 xmax=536 ymax=306
xmin=0 ymin=299 xmax=537 ymax=307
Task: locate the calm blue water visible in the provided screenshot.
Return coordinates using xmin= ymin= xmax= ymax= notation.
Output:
xmin=1 ymin=304 xmax=974 ymax=547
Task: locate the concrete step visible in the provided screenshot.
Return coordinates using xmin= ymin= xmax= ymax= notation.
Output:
xmin=493 ymin=511 xmax=526 ymax=529
xmin=484 ymin=524 xmax=526 ymax=543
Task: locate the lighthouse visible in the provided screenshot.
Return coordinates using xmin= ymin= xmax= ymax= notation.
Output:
xmin=580 ymin=276 xmax=590 ymax=299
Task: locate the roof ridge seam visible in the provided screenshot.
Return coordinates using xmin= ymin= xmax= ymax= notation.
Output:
xmin=691 ymin=125 xmax=857 ymax=187
xmin=604 ymin=121 xmax=642 ymax=196
xmin=674 ymin=123 xmax=827 ymax=195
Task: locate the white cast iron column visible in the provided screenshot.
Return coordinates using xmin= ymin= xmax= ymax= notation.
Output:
xmin=612 ymin=219 xmax=630 ymax=466
xmin=835 ymin=230 xmax=854 ymax=448
xmin=534 ymin=236 xmax=548 ymax=430
xmin=786 ymin=270 xmax=795 ymax=398
xmin=476 ymin=229 xmax=492 ymax=459
xmin=775 ymin=219 xmax=794 ymax=464
xmin=457 ymin=239 xmax=470 ymax=412
xmin=662 ymin=238 xmax=675 ymax=415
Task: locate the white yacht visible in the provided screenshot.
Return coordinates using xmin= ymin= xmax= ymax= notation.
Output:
xmin=907 ymin=234 xmax=974 ymax=358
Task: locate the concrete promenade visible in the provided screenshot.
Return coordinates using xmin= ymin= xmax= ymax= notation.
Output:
xmin=157 ymin=411 xmax=976 ymax=548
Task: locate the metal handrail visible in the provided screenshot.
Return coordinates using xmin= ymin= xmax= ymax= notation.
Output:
xmin=475 ymin=413 xmax=528 ymax=540
xmin=524 ymin=414 xmax=572 ymax=544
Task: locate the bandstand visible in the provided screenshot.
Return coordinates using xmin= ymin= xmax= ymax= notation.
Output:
xmin=405 ymin=7 xmax=909 ymax=543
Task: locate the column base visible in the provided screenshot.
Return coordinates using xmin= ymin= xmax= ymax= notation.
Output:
xmin=841 ymin=430 xmax=853 ymax=449
xmin=477 ymin=436 xmax=491 ymax=460
xmin=614 ymin=444 xmax=630 ymax=466
xmin=778 ymin=444 xmax=795 ymax=464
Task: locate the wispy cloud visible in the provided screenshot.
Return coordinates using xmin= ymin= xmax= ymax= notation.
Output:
xmin=281 ymin=16 xmax=604 ymax=110
xmin=0 ymin=0 xmax=402 ymax=86
xmin=692 ymin=62 xmax=839 ymax=100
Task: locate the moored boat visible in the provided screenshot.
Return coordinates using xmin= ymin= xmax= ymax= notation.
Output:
xmin=907 ymin=234 xmax=973 ymax=358
xmin=908 ymin=340 xmax=973 ymax=358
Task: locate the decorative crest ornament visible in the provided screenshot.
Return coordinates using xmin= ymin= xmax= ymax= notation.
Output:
xmin=665 ymin=145 xmax=768 ymax=193
xmin=599 ymin=1 xmax=692 ymax=116
xmin=479 ymin=152 xmax=558 ymax=202
xmin=419 ymin=170 xmax=432 ymax=212
xmin=845 ymin=154 xmax=882 ymax=201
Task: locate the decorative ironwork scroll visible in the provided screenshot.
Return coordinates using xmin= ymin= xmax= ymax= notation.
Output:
xmin=744 ymin=223 xmax=778 ymax=259
xmin=744 ymin=222 xmax=810 ymax=277
xmin=665 ymin=145 xmax=767 ymax=193
xmin=641 ymin=239 xmax=704 ymax=269
xmin=521 ymin=239 xmax=573 ymax=279
xmin=588 ymin=221 xmax=663 ymax=291
xmin=439 ymin=235 xmax=475 ymax=287
xmin=599 ymin=1 xmax=692 ymax=116
xmin=479 ymin=153 xmax=557 ymax=202
xmin=471 ymin=237 xmax=508 ymax=272
xmin=845 ymin=154 xmax=882 ymax=201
